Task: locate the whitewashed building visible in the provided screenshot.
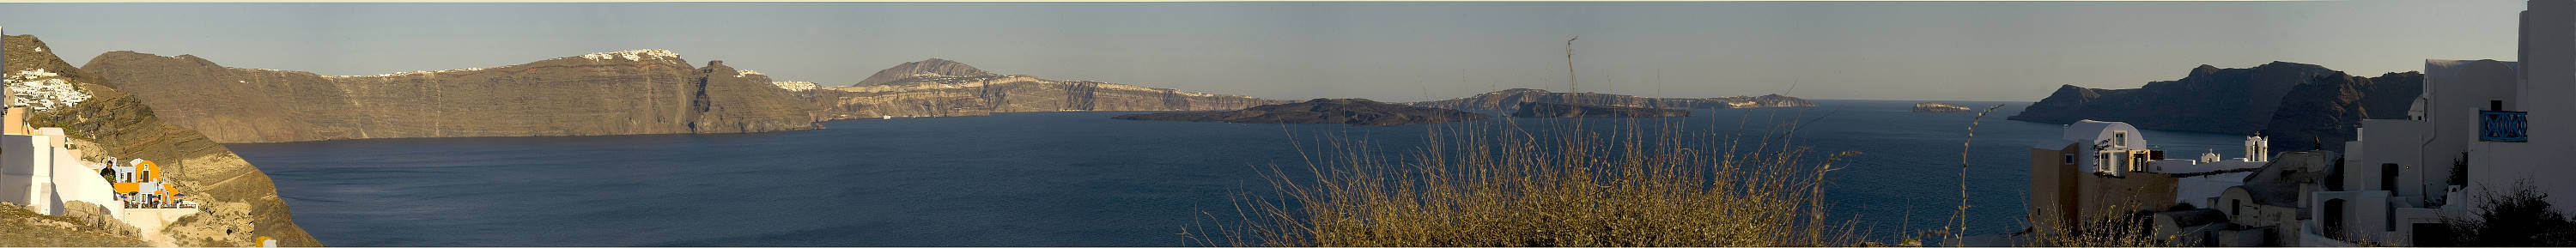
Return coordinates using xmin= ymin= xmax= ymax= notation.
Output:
xmin=2293 ymin=1 xmax=2576 ymax=245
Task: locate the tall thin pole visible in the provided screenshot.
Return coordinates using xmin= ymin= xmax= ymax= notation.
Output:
xmin=1565 ymin=36 xmax=1579 ymax=93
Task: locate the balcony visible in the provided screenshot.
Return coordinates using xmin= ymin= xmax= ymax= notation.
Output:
xmin=2482 ymin=111 xmax=2527 ymax=142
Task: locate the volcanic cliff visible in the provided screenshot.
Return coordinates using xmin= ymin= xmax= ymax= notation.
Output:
xmin=82 ymin=50 xmax=819 ymax=143
xmin=2009 ymin=62 xmax=2421 ymax=152
xmin=5 ymin=34 xmax=320 ymax=246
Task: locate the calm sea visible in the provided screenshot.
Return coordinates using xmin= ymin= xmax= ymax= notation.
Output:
xmin=228 ymin=100 xmax=2249 ymax=246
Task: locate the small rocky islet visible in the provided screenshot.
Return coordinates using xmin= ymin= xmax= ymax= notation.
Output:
xmin=1912 ymin=101 xmax=1973 ymax=112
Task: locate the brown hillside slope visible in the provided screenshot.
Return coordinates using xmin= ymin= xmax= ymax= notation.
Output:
xmin=6 ymin=34 xmax=320 ymax=246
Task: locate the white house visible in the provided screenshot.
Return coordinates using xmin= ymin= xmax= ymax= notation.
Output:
xmin=2302 ymin=1 xmax=2576 ymax=245
xmin=2061 ymin=120 xmax=2154 ymax=176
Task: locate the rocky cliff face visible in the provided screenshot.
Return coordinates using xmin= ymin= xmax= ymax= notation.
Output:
xmin=82 ymin=50 xmax=819 ymax=143
xmin=6 ymin=34 xmax=319 ymax=246
xmin=801 ymin=60 xmax=1283 ymax=119
xmin=2009 ymin=62 xmax=2340 ymax=134
xmin=1114 ymin=98 xmax=1489 ymax=125
xmin=1411 ymin=88 xmax=1814 ymax=112
xmin=852 ymin=58 xmax=993 ymax=87
xmin=1510 ymin=102 xmax=1690 ymax=118
xmin=2259 ymin=71 xmax=2422 ymax=152
xmin=2008 ymin=62 xmax=2422 ymax=152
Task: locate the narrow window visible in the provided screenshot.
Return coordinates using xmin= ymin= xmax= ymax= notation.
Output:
xmin=2384 ymin=163 xmax=2401 ymax=191
xmin=2114 ymin=131 xmax=2128 ymax=148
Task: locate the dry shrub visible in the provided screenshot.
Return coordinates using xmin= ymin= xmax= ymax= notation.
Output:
xmin=1194 ymin=114 xmax=1862 ymax=246
xmin=2016 ymin=203 xmax=2180 ymax=247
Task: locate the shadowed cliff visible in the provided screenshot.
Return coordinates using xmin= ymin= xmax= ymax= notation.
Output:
xmin=2009 ymin=62 xmax=2421 ymax=152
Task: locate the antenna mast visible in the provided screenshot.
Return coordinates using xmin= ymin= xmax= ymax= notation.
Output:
xmin=1566 ymin=36 xmax=1579 ymax=93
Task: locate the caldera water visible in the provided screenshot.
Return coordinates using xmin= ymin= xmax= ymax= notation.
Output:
xmin=228 ymin=100 xmax=2251 ymax=246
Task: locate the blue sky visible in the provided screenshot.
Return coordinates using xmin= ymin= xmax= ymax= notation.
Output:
xmin=0 ymin=1 xmax=2526 ymax=101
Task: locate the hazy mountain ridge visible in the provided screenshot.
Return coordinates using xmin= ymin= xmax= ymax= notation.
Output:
xmin=1410 ymin=88 xmax=1815 ymax=112
xmin=1511 ymin=101 xmax=1692 ymax=118
xmin=1113 ymin=98 xmax=1488 ymax=125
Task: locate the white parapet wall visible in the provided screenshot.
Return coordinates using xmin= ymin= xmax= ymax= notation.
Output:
xmin=0 ymin=144 xmax=26 ymax=211
xmin=41 ymin=128 xmax=119 ymax=218
xmin=2 ymin=132 xmax=56 ymax=215
xmin=0 ymin=128 xmax=126 ymax=218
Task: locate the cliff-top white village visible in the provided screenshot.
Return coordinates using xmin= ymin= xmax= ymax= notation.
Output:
xmin=2018 ymin=0 xmax=2576 ymax=245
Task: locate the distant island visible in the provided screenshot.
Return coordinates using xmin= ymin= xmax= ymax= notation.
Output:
xmin=1113 ymin=99 xmax=1488 ymax=125
xmin=2007 ymin=61 xmax=2421 ymax=152
xmin=1511 ymin=102 xmax=1690 ymax=118
xmin=1911 ymin=102 xmax=1971 ymax=112
xmin=1411 ymin=88 xmax=1814 ymax=112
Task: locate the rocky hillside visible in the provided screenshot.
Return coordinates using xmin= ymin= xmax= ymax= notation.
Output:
xmin=2008 ymin=62 xmax=2421 ymax=152
xmin=0 ymin=203 xmax=146 ymax=247
xmin=2009 ymin=62 xmax=2338 ymax=133
xmin=7 ymin=34 xmax=319 ymax=246
xmin=2259 ymin=71 xmax=2421 ymax=152
xmin=1411 ymin=88 xmax=1814 ymax=112
xmin=852 ymin=58 xmax=993 ymax=87
xmin=800 ymin=60 xmax=1283 ymax=119
xmin=82 ymin=50 xmax=819 ymax=143
xmin=1510 ymin=102 xmax=1690 ymax=118
xmin=1114 ymin=98 xmax=1489 ymax=125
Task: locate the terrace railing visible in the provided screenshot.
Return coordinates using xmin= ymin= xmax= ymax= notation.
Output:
xmin=2482 ymin=111 xmax=2528 ymax=142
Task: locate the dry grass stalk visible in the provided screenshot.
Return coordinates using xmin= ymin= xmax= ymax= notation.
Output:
xmin=1944 ymin=104 xmax=2003 ymax=245
xmin=2015 ymin=202 xmax=2183 ymax=247
xmin=1192 ymin=114 xmax=1862 ymax=246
